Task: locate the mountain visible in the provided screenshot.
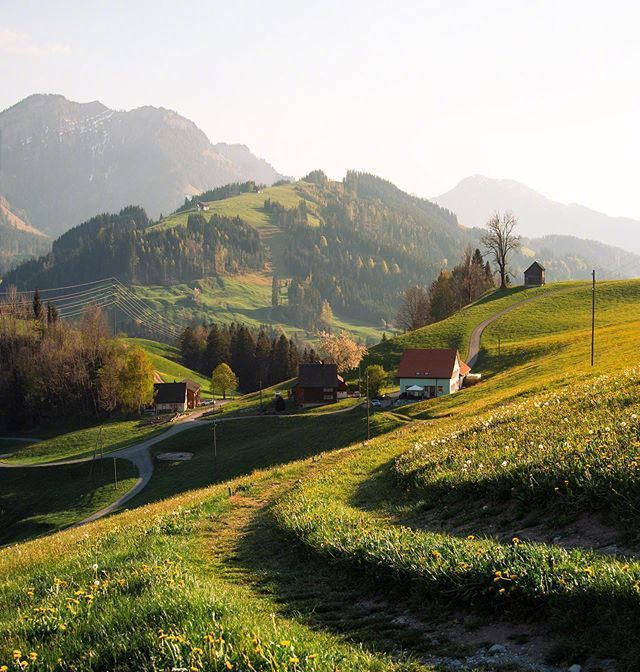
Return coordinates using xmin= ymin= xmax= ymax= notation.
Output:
xmin=0 ymin=195 xmax=49 ymax=274
xmin=433 ymin=175 xmax=640 ymax=257
xmin=0 ymin=94 xmax=286 ymax=236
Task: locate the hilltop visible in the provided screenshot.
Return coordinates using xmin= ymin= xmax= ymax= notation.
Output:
xmin=0 ymin=94 xmax=286 ymax=236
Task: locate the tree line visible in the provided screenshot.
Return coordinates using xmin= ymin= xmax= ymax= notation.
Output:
xmin=0 ymin=297 xmax=154 ymax=430
xmin=3 ymin=206 xmax=265 ymax=289
xmin=396 ymin=247 xmax=495 ymax=331
xmin=178 ymin=323 xmax=318 ymax=392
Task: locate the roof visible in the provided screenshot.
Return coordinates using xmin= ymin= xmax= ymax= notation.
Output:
xmin=397 ymin=348 xmax=470 ymax=379
xmin=296 ymin=363 xmax=341 ymax=388
xmin=154 ymin=382 xmax=187 ymax=404
xmin=524 ymin=261 xmax=545 ymax=273
xmin=181 ymin=379 xmax=202 ymax=393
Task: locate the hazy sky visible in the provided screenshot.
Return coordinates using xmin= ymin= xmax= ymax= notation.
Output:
xmin=1 ymin=1 xmax=639 ymax=218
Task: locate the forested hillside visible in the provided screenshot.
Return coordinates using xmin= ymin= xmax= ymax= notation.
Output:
xmin=4 ymin=171 xmax=637 ymax=341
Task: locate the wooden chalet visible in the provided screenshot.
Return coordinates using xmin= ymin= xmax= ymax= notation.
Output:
xmin=153 ymin=382 xmax=188 ymax=413
xmin=292 ymin=363 xmax=348 ymax=406
xmin=397 ymin=349 xmax=470 ymax=398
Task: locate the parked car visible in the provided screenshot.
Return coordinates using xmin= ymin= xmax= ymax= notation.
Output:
xmin=370 ymin=399 xmax=381 ymax=408
xmin=352 ymin=391 xmax=362 ymax=398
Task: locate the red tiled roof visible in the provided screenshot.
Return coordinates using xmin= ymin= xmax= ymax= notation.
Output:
xmin=397 ymin=348 xmax=470 ymax=379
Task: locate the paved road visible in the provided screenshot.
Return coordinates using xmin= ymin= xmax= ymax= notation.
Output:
xmin=466 ymin=293 xmax=549 ymax=367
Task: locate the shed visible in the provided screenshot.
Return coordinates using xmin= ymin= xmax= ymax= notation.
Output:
xmin=524 ymin=261 xmax=545 ymax=286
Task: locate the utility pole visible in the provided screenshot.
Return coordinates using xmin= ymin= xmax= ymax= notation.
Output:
xmin=113 ymin=458 xmax=118 ymax=489
xmin=366 ymin=368 xmax=371 ymax=442
xmin=591 ymin=269 xmax=596 ymax=366
xmin=212 ymin=421 xmax=218 ymax=476
xmin=259 ymin=379 xmax=263 ymax=411
xmin=498 ymin=334 xmax=501 ymax=358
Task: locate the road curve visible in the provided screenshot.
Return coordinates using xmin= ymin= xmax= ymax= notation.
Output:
xmin=466 ymin=292 xmax=549 ymax=367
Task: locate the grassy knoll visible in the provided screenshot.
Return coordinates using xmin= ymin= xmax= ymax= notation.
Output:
xmin=4 ymin=419 xmax=167 ymax=466
xmin=366 ymin=282 xmax=579 ymax=372
xmin=0 ymin=458 xmax=136 ymax=546
xmin=123 ymin=337 xmax=216 ymax=395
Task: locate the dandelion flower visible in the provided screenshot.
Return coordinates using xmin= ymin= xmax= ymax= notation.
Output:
xmin=28 ymin=653 xmax=37 ymax=662
xmin=280 ymin=640 xmax=291 ymax=647
xmin=92 ymin=563 xmax=98 ymax=571
xmin=13 ymin=651 xmax=21 ymax=659
xmin=290 ymin=657 xmax=299 ymax=663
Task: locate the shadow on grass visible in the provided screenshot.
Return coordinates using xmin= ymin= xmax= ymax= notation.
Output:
xmin=130 ymin=411 xmax=404 ymax=508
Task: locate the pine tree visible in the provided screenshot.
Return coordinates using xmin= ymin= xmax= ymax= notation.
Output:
xmin=32 ymin=289 xmax=43 ymax=322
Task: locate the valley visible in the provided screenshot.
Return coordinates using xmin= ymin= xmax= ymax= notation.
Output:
xmin=2 ymin=278 xmax=639 ymax=670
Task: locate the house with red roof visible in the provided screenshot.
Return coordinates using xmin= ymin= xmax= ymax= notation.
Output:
xmin=396 ymin=348 xmax=470 ymax=398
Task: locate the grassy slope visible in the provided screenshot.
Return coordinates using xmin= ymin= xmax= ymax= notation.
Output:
xmin=3 ymin=419 xmax=166 ymax=465
xmin=0 ymin=459 xmax=137 ymax=546
xmin=124 ymin=337 xmax=215 ymax=395
xmin=133 ymin=182 xmax=386 ymax=345
xmin=3 ymin=279 xmax=640 ymax=669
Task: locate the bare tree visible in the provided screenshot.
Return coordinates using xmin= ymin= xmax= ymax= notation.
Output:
xmin=395 ymin=285 xmax=431 ymax=332
xmin=481 ymin=211 xmax=520 ymax=289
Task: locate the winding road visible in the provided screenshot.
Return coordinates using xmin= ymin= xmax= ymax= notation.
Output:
xmin=466 ymin=292 xmax=548 ymax=367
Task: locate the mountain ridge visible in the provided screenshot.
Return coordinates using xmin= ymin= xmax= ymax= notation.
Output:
xmin=433 ymin=174 xmax=640 ymax=256
xmin=0 ymin=94 xmax=286 ymax=236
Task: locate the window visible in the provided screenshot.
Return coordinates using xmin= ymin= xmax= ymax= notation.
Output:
xmin=437 ymin=386 xmax=444 ymax=394
xmin=323 ymin=394 xmax=334 ymax=400
xmin=323 ymin=387 xmax=334 ymax=392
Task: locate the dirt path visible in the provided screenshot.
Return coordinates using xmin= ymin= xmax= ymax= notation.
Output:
xmin=466 ymin=293 xmax=548 ymax=367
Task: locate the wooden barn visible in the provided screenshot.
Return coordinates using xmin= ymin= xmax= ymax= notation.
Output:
xmin=292 ymin=363 xmax=348 ymax=406
xmin=181 ymin=379 xmax=202 ymax=408
xmin=153 ymin=382 xmax=188 ymax=413
xmin=524 ymin=261 xmax=545 ymax=286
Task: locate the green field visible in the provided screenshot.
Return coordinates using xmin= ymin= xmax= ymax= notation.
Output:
xmin=2 ymin=419 xmax=166 ymax=466
xmin=124 ymin=337 xmax=216 ymax=395
xmin=2 ymin=278 xmax=640 ymax=670
xmin=0 ymin=458 xmax=137 ymax=546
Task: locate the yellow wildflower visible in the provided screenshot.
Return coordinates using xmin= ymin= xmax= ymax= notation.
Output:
xmin=280 ymin=640 xmax=291 ymax=647
xmin=28 ymin=653 xmax=38 ymax=662
xmin=225 ymin=662 xmax=233 ymax=670
xmin=290 ymin=657 xmax=299 ymax=663
xmin=13 ymin=651 xmax=21 ymax=659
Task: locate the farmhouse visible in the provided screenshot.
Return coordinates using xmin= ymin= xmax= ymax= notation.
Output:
xmin=181 ymin=379 xmax=202 ymax=408
xmin=397 ymin=348 xmax=470 ymax=398
xmin=524 ymin=261 xmax=545 ymax=286
xmin=292 ymin=363 xmax=348 ymax=406
xmin=153 ymin=382 xmax=188 ymax=413
xmin=197 ymin=201 xmax=209 ymax=212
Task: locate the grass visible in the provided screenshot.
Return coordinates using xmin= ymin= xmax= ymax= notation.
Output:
xmin=2 ymin=277 xmax=640 ymax=669
xmin=123 ymin=337 xmax=215 ymax=396
xmin=0 ymin=458 xmax=137 ymax=546
xmin=4 ymin=419 xmax=167 ymax=466
xmin=132 ymin=410 xmax=402 ymax=507
xmin=0 ymin=471 xmax=424 ymax=672
xmin=366 ymin=282 xmax=577 ymax=372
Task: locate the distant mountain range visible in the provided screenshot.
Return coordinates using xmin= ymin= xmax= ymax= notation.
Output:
xmin=433 ymin=175 xmax=640 ymax=257
xmin=0 ymin=195 xmax=49 ymax=274
xmin=0 ymin=94 xmax=286 ymax=236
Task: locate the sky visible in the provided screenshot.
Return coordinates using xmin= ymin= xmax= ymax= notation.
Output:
xmin=1 ymin=0 xmax=639 ymax=218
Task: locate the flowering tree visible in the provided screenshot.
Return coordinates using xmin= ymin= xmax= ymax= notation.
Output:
xmin=317 ymin=330 xmax=367 ymax=372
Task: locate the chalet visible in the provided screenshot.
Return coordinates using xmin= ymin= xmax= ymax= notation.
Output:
xmin=397 ymin=348 xmax=470 ymax=399
xmin=153 ymin=382 xmax=188 ymax=413
xmin=181 ymin=379 xmax=202 ymax=408
xmin=197 ymin=201 xmax=209 ymax=212
xmin=292 ymin=363 xmax=348 ymax=406
xmin=524 ymin=261 xmax=545 ymax=286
